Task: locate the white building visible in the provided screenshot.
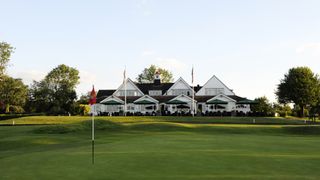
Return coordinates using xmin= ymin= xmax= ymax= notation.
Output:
xmin=94 ymin=72 xmax=254 ymax=116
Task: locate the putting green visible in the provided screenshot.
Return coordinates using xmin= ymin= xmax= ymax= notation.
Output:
xmin=0 ymin=116 xmax=320 ymax=180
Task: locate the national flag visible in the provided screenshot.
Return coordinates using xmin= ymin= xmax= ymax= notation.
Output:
xmin=89 ymin=86 xmax=97 ymax=105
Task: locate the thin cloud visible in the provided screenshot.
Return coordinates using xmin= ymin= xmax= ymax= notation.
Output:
xmin=79 ymin=70 xmax=97 ymax=84
xmin=135 ymin=0 xmax=152 ymax=16
xmin=155 ymin=57 xmax=187 ymax=72
xmin=10 ymin=70 xmax=46 ymax=85
xmin=296 ymin=43 xmax=320 ymax=54
xmin=141 ymin=49 xmax=155 ymax=56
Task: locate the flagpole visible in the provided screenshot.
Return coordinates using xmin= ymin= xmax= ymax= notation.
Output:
xmin=192 ymin=85 xmax=195 ymax=117
xmin=89 ymin=85 xmax=96 ymax=165
xmin=192 ymin=66 xmax=195 ymax=117
xmin=92 ymin=104 xmax=95 ymax=164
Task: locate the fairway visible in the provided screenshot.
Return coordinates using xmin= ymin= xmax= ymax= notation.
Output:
xmin=1 ymin=116 xmax=320 ymax=180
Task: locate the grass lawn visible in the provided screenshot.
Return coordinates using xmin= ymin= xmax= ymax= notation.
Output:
xmin=1 ymin=116 xmax=320 ymax=180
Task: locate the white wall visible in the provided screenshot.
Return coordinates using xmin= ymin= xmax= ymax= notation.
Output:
xmin=166 ymin=78 xmax=192 ymax=95
xmin=114 ymin=80 xmax=143 ymax=96
xmin=196 ymin=76 xmax=235 ymax=96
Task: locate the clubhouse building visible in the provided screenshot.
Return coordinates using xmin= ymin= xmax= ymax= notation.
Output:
xmin=94 ymin=72 xmax=255 ymax=116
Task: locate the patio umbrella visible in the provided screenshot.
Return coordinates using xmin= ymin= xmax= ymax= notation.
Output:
xmin=206 ymin=99 xmax=228 ymax=104
xmin=100 ymin=100 xmax=123 ymax=105
xmin=177 ymin=104 xmax=190 ymax=109
xmin=166 ymin=99 xmax=188 ymax=104
xmin=134 ymin=99 xmax=156 ymax=105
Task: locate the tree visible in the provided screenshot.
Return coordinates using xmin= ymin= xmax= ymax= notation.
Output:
xmin=273 ymin=103 xmax=292 ymax=117
xmin=250 ymin=96 xmax=273 ymax=116
xmin=0 ymin=42 xmax=15 ymax=76
xmin=77 ymin=92 xmax=90 ymax=104
xmin=26 ymin=80 xmax=52 ymax=113
xmin=136 ymin=65 xmax=174 ymax=83
xmin=276 ymin=67 xmax=320 ymax=117
xmin=0 ymin=76 xmax=28 ymax=113
xmin=28 ymin=64 xmax=80 ymax=114
xmin=45 ymin=64 xmax=80 ymax=90
xmin=71 ymin=92 xmax=91 ymax=116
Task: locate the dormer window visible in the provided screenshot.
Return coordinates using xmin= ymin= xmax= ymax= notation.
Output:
xmin=149 ymin=90 xmax=162 ymax=96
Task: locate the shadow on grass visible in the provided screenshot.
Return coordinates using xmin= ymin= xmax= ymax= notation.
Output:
xmin=283 ymin=126 xmax=320 ymax=135
xmin=32 ymin=119 xmax=320 ymax=136
xmin=33 ymin=120 xmax=123 ymax=134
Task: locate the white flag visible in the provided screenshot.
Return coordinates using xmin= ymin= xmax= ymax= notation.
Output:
xmin=191 ymin=67 xmax=194 ymax=84
xmin=123 ymin=68 xmax=126 ymax=83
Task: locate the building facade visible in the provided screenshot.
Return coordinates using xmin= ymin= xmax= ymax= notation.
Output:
xmin=94 ymin=73 xmax=254 ymax=116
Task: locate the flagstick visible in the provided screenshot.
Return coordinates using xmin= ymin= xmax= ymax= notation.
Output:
xmin=92 ymin=105 xmax=95 ymax=164
xmin=192 ymin=66 xmax=195 ymax=117
xmin=192 ymin=85 xmax=195 ymax=117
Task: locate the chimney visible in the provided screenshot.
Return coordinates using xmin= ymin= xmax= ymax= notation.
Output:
xmin=154 ymin=70 xmax=161 ymax=85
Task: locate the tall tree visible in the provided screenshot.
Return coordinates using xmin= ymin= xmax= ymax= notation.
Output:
xmin=45 ymin=64 xmax=80 ymax=90
xmin=0 ymin=42 xmax=15 ymax=76
xmin=250 ymin=96 xmax=273 ymax=116
xmin=276 ymin=67 xmax=320 ymax=117
xmin=0 ymin=76 xmax=28 ymax=113
xmin=27 ymin=80 xmax=52 ymax=113
xmin=136 ymin=65 xmax=174 ymax=83
xmin=28 ymin=64 xmax=80 ymax=114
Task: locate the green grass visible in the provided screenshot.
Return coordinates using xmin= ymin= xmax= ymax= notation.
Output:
xmin=1 ymin=116 xmax=320 ymax=179
xmin=0 ymin=115 xmax=316 ymax=125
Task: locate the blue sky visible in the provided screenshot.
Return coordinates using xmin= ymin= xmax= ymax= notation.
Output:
xmin=2 ymin=0 xmax=320 ymax=102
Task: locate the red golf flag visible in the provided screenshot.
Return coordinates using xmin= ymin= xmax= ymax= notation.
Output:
xmin=89 ymin=86 xmax=97 ymax=105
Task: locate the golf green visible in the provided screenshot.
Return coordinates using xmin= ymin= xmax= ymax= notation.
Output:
xmin=1 ymin=116 xmax=320 ymax=180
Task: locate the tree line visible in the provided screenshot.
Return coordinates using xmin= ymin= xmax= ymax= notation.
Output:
xmin=1 ymin=41 xmax=320 ymax=117
xmin=0 ymin=42 xmax=87 ymax=115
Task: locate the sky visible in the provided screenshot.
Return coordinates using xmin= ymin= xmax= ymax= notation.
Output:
xmin=1 ymin=0 xmax=320 ymax=102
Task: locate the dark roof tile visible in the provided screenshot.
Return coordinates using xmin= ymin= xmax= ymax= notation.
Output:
xmin=96 ymin=90 xmax=115 ymax=103
xmin=135 ymin=83 xmax=174 ymax=95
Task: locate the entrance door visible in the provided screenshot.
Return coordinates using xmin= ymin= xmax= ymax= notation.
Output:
xmin=198 ymin=104 xmax=202 ymax=114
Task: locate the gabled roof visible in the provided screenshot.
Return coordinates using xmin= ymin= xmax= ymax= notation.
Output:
xmin=196 ymin=75 xmax=235 ymax=96
xmin=113 ymin=78 xmax=144 ymax=96
xmin=207 ymin=94 xmax=237 ymax=103
xmin=100 ymin=95 xmax=124 ymax=105
xmin=165 ymin=77 xmax=194 ymax=95
xmin=169 ymin=94 xmax=197 ymax=103
xmin=206 ymin=99 xmax=228 ymax=104
xmin=97 ymin=90 xmax=116 ymax=103
xmin=195 ymin=95 xmax=246 ymax=103
xmin=134 ymin=95 xmax=159 ymax=104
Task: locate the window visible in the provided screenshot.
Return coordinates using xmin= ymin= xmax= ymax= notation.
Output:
xmin=127 ymin=105 xmax=135 ymax=111
xmin=205 ymin=88 xmax=224 ymax=95
xmin=172 ymin=89 xmax=191 ymax=96
xmin=149 ymin=90 xmax=162 ymax=96
xmin=119 ymin=90 xmax=139 ymax=96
